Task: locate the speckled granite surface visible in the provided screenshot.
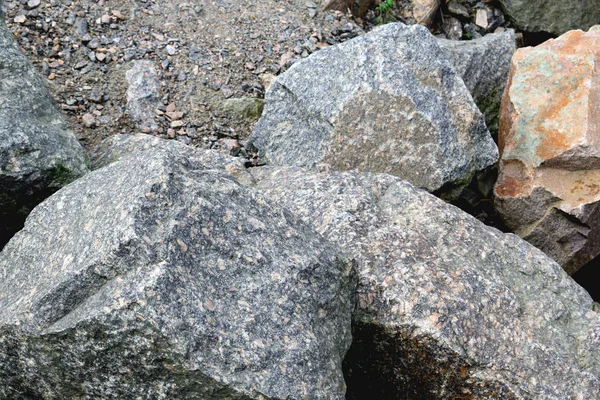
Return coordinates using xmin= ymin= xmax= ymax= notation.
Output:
xmin=250 ymin=22 xmax=498 ymax=199
xmin=0 ymin=146 xmax=355 ymax=399
xmin=251 ymin=166 xmax=600 ymax=399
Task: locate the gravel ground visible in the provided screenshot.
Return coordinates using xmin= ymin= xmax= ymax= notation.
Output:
xmin=3 ymin=0 xmax=363 ymax=155
xmin=4 ymin=0 xmax=516 ymax=159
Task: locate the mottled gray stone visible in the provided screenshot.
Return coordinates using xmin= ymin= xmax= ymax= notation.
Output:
xmin=126 ymin=60 xmax=160 ymax=132
xmin=250 ymin=23 xmax=498 ymax=200
xmin=0 ymin=16 xmax=88 ymax=249
xmin=0 ymin=147 xmax=355 ymax=399
xmin=438 ymin=30 xmax=516 ymax=136
xmin=90 ymin=133 xmax=255 ymax=185
xmin=249 ymin=166 xmax=600 ymax=400
xmin=498 ymin=0 xmax=600 ymax=36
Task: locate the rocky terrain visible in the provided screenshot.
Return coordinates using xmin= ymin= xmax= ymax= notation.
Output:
xmin=2 ymin=0 xmax=600 ymax=398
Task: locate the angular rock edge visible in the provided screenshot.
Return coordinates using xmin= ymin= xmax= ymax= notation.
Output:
xmin=0 ymin=145 xmax=355 ymax=399
xmin=0 ymin=14 xmax=88 ymax=249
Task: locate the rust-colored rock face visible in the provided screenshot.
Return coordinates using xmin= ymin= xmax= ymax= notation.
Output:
xmin=495 ymin=26 xmax=600 ymax=274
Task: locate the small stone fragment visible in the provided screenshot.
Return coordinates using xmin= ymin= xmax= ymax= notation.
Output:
xmin=475 ymin=9 xmax=488 ymax=28
xmin=27 ymin=0 xmax=41 ymax=9
xmin=125 ymin=60 xmax=160 ymax=132
xmin=82 ymin=113 xmax=96 ymax=127
xmin=165 ymin=44 xmax=176 ymax=55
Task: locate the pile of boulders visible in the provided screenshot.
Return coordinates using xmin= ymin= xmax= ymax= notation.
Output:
xmin=2 ymin=1 xmax=600 ymax=398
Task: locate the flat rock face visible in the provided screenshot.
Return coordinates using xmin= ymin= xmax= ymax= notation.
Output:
xmin=250 ymin=166 xmax=600 ymax=400
xmin=0 ymin=147 xmax=355 ymax=399
xmin=438 ymin=29 xmax=516 ymax=136
xmin=0 ymin=17 xmax=88 ymax=248
xmin=498 ymin=0 xmax=600 ymax=36
xmin=249 ymin=23 xmax=498 ymax=199
xmin=495 ymin=27 xmax=600 ymax=274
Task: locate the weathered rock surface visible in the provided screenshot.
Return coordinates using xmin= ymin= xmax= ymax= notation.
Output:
xmin=250 ymin=23 xmax=498 ymax=199
xmin=0 ymin=147 xmax=355 ymax=399
xmin=90 ymin=133 xmax=254 ymax=185
xmin=250 ymin=166 xmax=600 ymax=399
xmin=126 ymin=60 xmax=160 ymax=132
xmin=495 ymin=27 xmax=600 ymax=274
xmin=439 ymin=29 xmax=516 ymax=136
xmin=498 ymin=0 xmax=600 ymax=36
xmin=0 ymin=15 xmax=88 ymax=249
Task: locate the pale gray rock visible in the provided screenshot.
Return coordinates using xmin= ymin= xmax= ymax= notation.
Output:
xmin=249 ymin=166 xmax=600 ymax=400
xmin=0 ymin=147 xmax=355 ymax=399
xmin=0 ymin=16 xmax=88 ymax=249
xmin=126 ymin=60 xmax=160 ymax=132
xmin=438 ymin=30 xmax=516 ymax=136
xmin=250 ymin=23 xmax=498 ymax=200
xmin=498 ymin=0 xmax=600 ymax=36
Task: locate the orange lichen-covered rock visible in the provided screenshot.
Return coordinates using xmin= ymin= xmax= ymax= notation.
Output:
xmin=495 ymin=26 xmax=600 ymax=274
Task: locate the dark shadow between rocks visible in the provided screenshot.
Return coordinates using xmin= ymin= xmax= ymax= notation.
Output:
xmin=572 ymin=254 xmax=600 ymax=302
xmin=342 ymin=321 xmax=519 ymax=399
xmin=446 ymin=166 xmax=510 ymax=232
xmin=0 ymin=183 xmax=62 ymax=251
xmin=520 ymin=31 xmax=555 ymax=47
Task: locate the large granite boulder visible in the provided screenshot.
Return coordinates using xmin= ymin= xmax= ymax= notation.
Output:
xmin=249 ymin=23 xmax=498 ymax=200
xmin=495 ymin=27 xmax=600 ymax=274
xmin=250 ymin=166 xmax=600 ymax=399
xmin=0 ymin=146 xmax=355 ymax=399
xmin=0 ymin=15 xmax=88 ymax=248
xmin=498 ymin=0 xmax=600 ymax=36
xmin=438 ymin=29 xmax=516 ymax=136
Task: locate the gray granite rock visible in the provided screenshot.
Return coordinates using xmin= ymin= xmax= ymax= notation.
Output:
xmin=249 ymin=166 xmax=600 ymax=399
xmin=0 ymin=147 xmax=355 ymax=399
xmin=90 ymin=133 xmax=255 ymax=185
xmin=438 ymin=30 xmax=516 ymax=136
xmin=0 ymin=16 xmax=88 ymax=249
xmin=126 ymin=60 xmax=160 ymax=132
xmin=498 ymin=0 xmax=600 ymax=36
xmin=249 ymin=23 xmax=498 ymax=200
